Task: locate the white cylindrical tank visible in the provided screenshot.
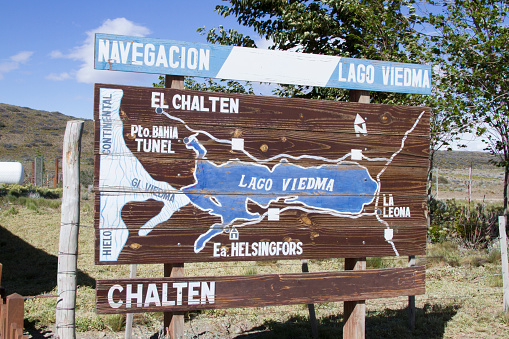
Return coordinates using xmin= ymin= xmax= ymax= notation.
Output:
xmin=0 ymin=162 xmax=25 ymax=185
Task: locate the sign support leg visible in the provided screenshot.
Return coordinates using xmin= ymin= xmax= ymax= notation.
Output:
xmin=344 ymin=89 xmax=369 ymax=339
xmin=343 ymin=258 xmax=366 ymax=338
xmin=124 ymin=264 xmax=137 ymax=339
xmin=164 ymin=75 xmax=186 ymax=339
xmin=164 ymin=263 xmax=184 ymax=338
xmin=301 ymin=260 xmax=318 ymax=338
xmin=408 ymin=255 xmax=416 ymax=330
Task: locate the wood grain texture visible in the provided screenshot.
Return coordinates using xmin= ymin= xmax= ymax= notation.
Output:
xmin=94 ymin=84 xmax=430 ymax=136
xmin=95 ymin=224 xmax=426 ymax=264
xmin=94 ymin=84 xmax=430 ymax=264
xmin=95 ymin=266 xmax=425 ymax=314
xmin=56 ymin=120 xmax=84 ymax=339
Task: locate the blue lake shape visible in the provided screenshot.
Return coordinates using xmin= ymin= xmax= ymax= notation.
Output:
xmin=181 ymin=137 xmax=378 ymax=252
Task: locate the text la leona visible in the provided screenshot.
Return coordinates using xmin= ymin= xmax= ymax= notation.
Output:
xmin=382 ymin=194 xmax=411 ymax=218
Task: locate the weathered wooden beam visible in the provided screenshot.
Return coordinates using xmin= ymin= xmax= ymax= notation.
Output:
xmin=56 ymin=120 xmax=84 ymax=339
xmin=95 ymin=266 xmax=425 ymax=314
xmin=164 ymin=74 xmax=185 ymax=339
xmin=95 ymin=225 xmax=426 ymax=265
xmin=343 ymin=89 xmax=370 ymax=339
xmin=301 ymin=259 xmax=318 ymax=338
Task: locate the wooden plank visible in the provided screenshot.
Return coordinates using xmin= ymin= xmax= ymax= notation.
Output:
xmin=94 ymin=168 xmax=429 ymax=195
xmin=94 ymin=84 xmax=430 ymax=136
xmin=95 ymin=266 xmax=425 ymax=314
xmin=97 ymin=195 xmax=427 ymax=228
xmin=95 ymin=225 xmax=426 ymax=265
xmin=94 ymin=172 xmax=429 ymax=202
xmin=94 ymin=130 xmax=430 ymax=171
xmin=94 ymin=34 xmax=432 ymax=95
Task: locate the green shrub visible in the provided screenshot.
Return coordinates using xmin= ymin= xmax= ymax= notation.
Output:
xmin=428 ymin=198 xmax=503 ymax=249
xmin=0 ymin=183 xmax=62 ymax=199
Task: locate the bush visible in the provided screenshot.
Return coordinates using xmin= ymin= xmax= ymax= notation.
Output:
xmin=428 ymin=198 xmax=503 ymax=249
xmin=0 ymin=184 xmax=62 ymax=199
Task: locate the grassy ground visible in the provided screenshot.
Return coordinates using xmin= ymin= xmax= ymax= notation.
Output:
xmin=1 ymin=196 xmax=508 ymax=338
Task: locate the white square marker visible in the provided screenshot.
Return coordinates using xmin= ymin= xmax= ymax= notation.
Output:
xmin=351 ymin=149 xmax=363 ymax=160
xmin=384 ymin=228 xmax=394 ymax=241
xmin=268 ymin=208 xmax=280 ymax=221
xmin=231 ymin=138 xmax=244 ymax=151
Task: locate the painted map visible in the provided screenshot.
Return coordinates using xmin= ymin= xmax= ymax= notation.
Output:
xmin=96 ymin=87 xmax=427 ymax=262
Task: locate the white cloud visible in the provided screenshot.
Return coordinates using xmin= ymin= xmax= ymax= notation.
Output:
xmin=11 ymin=51 xmax=33 ymax=63
xmin=50 ymin=18 xmax=152 ymax=84
xmin=255 ymin=37 xmax=274 ymax=50
xmin=46 ymin=72 xmax=73 ymax=81
xmin=49 ymin=50 xmax=64 ymax=58
xmin=0 ymin=51 xmax=33 ymax=80
xmin=451 ymin=132 xmax=488 ymax=152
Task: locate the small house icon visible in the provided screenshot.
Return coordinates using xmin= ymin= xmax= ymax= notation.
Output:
xmin=229 ymin=228 xmax=239 ymax=240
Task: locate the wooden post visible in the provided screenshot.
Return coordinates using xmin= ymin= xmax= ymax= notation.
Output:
xmin=343 ymin=258 xmax=366 ymax=338
xmin=468 ymin=165 xmax=472 ymax=204
xmin=164 ymin=263 xmax=185 ymax=337
xmin=408 ymin=255 xmax=416 ymax=329
xmin=34 ymin=156 xmax=43 ymax=187
xmin=54 ymin=158 xmax=59 ymax=188
xmin=344 ymin=89 xmax=369 ymax=339
xmin=5 ymin=293 xmax=24 ymax=339
xmin=436 ymin=167 xmax=439 ymax=199
xmin=125 ymin=264 xmax=137 ymax=339
xmin=499 ymin=216 xmax=509 ymax=312
xmin=0 ymin=263 xmax=4 ymax=302
xmin=301 ymin=260 xmax=319 ymax=338
xmin=164 ymin=75 xmax=185 ymax=339
xmin=56 ymin=120 xmax=84 ymax=339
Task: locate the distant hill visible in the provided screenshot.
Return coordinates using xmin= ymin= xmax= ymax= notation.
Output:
xmin=0 ymin=102 xmax=500 ymax=183
xmin=434 ymin=149 xmax=499 ymax=170
xmin=0 ymin=103 xmax=94 ymax=180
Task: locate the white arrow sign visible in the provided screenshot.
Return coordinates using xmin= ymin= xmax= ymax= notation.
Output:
xmin=354 ymin=114 xmax=367 ymax=137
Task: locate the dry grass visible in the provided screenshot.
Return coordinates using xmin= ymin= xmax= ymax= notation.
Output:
xmin=1 ymin=197 xmax=509 ymax=338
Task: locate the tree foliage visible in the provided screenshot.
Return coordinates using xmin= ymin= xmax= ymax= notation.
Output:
xmin=196 ymin=1 xmax=470 ymax=150
xmin=426 ymin=0 xmax=509 ymax=211
xmin=211 ymin=0 xmax=430 ymax=104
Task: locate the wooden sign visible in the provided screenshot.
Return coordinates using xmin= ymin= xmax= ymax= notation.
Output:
xmin=95 ymin=266 xmax=425 ymax=314
xmin=94 ymin=34 xmax=432 ymax=95
xmin=94 ymin=84 xmax=430 ymax=265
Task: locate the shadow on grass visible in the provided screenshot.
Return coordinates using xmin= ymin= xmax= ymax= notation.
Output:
xmin=24 ymin=321 xmax=53 ymax=339
xmin=235 ymin=303 xmax=459 ymax=338
xmin=0 ymin=226 xmax=95 ymax=296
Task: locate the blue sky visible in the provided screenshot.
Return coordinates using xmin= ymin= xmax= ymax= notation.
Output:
xmin=0 ymin=0 xmax=487 ymax=151
xmin=0 ymin=0 xmax=257 ymax=119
